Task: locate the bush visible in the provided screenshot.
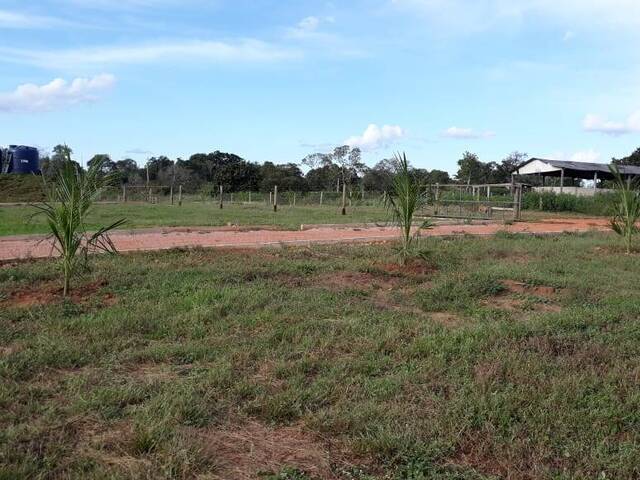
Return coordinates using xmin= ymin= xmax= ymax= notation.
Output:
xmin=0 ymin=174 xmax=46 ymax=202
xmin=522 ymin=191 xmax=616 ymax=216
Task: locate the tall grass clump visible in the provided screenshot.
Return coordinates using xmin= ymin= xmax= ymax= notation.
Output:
xmin=522 ymin=191 xmax=616 ymax=216
xmin=34 ymin=152 xmax=125 ymax=296
xmin=609 ymin=165 xmax=640 ymax=254
xmin=384 ymin=152 xmax=432 ymax=264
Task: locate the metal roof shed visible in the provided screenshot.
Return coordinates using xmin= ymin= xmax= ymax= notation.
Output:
xmin=512 ymin=158 xmax=640 ymax=192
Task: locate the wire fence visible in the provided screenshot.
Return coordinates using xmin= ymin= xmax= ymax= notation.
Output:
xmin=97 ymin=182 xmax=523 ymax=221
xmin=97 ymin=185 xmax=386 ymax=207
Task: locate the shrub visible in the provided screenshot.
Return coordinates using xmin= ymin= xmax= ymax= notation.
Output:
xmin=522 ymin=191 xmax=616 ymax=216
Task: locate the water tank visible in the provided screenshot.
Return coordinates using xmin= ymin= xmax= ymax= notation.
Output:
xmin=9 ymin=145 xmax=40 ymax=174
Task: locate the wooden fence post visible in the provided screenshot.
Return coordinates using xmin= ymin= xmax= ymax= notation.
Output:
xmin=273 ymin=186 xmax=278 ymax=212
xmin=219 ymin=185 xmax=223 ymax=209
xmin=269 ymin=191 xmax=272 ymax=205
xmin=249 ymin=191 xmax=252 ymax=204
xmin=293 ymin=192 xmax=296 ymax=206
xmin=178 ymin=185 xmax=183 ymax=206
xmin=320 ymin=191 xmax=323 ymax=206
xmin=341 ymin=183 xmax=347 ymax=215
xmin=170 ymin=184 xmax=174 ymax=205
xmin=122 ymin=185 xmax=127 ymax=203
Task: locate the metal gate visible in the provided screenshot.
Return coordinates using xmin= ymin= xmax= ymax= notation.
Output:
xmin=424 ymin=183 xmax=523 ymax=222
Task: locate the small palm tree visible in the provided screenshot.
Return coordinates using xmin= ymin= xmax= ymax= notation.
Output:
xmin=609 ymin=165 xmax=640 ymax=254
xmin=34 ymin=152 xmax=125 ymax=296
xmin=384 ymin=152 xmax=432 ymax=264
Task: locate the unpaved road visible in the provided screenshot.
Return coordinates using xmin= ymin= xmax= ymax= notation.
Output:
xmin=0 ymin=218 xmax=609 ymax=262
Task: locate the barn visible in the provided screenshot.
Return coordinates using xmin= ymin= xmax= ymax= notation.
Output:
xmin=512 ymin=158 xmax=640 ymax=195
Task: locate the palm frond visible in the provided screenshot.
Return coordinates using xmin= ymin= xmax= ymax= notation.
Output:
xmin=609 ymin=165 xmax=640 ymax=254
xmin=32 ymin=148 xmax=126 ymax=295
xmin=384 ymin=152 xmax=432 ymax=264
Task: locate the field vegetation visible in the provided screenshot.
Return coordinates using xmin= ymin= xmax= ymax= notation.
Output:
xmin=0 ymin=203 xmax=391 ymax=237
xmin=1 ymin=232 xmax=639 ymax=479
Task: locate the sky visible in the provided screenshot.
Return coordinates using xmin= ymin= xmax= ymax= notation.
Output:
xmin=0 ymin=0 xmax=639 ymax=174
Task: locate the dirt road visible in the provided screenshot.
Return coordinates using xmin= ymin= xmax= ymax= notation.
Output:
xmin=0 ymin=218 xmax=609 ymax=262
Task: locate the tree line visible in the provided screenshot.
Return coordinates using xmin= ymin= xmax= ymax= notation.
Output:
xmin=41 ymin=144 xmax=640 ymax=194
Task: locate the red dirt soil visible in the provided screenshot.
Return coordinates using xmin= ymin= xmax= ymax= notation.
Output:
xmin=0 ymin=217 xmax=609 ymax=262
xmin=1 ymin=279 xmax=115 ymax=308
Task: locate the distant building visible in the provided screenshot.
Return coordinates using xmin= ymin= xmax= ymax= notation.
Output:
xmin=512 ymin=158 xmax=640 ymax=196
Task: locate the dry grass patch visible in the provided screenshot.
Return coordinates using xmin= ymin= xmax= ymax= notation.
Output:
xmin=191 ymin=419 xmax=359 ymax=479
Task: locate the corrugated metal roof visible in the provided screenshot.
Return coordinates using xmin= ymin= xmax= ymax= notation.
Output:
xmin=522 ymin=158 xmax=640 ymax=175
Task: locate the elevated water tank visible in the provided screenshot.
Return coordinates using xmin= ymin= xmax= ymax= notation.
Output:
xmin=9 ymin=145 xmax=40 ymax=174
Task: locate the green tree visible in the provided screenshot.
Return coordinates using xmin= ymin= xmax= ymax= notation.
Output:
xmin=114 ymin=159 xmax=141 ymax=185
xmin=455 ymin=151 xmax=493 ymax=184
xmin=362 ymin=159 xmax=396 ymax=192
xmin=88 ymin=154 xmax=116 ymax=175
xmin=495 ymin=151 xmax=528 ymax=183
xmin=41 ymin=144 xmax=83 ymax=179
xmin=302 ymin=146 xmax=364 ymax=192
xmin=259 ymin=162 xmax=307 ymax=192
xmin=612 ymin=147 xmax=640 ymax=166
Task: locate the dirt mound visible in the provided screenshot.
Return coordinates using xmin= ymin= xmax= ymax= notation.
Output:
xmin=482 ymin=280 xmax=563 ymax=314
xmin=376 ymin=259 xmax=435 ymax=277
xmin=1 ymin=279 xmax=115 ymax=309
xmin=502 ymin=280 xmax=558 ymax=298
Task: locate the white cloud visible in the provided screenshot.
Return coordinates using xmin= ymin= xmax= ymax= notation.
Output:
xmin=285 ymin=15 xmax=336 ymax=41
xmin=125 ymin=148 xmax=153 ymax=155
xmin=569 ymin=150 xmax=601 ymax=163
xmin=0 ymin=9 xmax=67 ymax=29
xmin=64 ymin=0 xmax=190 ymax=8
xmin=0 ymin=39 xmax=300 ymax=69
xmin=345 ymin=124 xmax=405 ymax=151
xmin=441 ymin=127 xmax=496 ymax=139
xmin=583 ymin=111 xmax=640 ymax=135
xmin=548 ymin=149 xmax=602 ymax=163
xmin=391 ymin=0 xmax=640 ymax=31
xmin=0 ymin=74 xmax=115 ymax=113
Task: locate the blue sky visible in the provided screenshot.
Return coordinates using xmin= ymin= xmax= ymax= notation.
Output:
xmin=0 ymin=0 xmax=639 ymax=173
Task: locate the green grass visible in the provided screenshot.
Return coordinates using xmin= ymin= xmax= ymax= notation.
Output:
xmin=1 ymin=233 xmax=639 ymax=478
xmin=0 ymin=202 xmax=390 ymax=236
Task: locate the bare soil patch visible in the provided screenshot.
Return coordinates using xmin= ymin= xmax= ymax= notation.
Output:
xmin=502 ymin=280 xmax=558 ymax=298
xmin=376 ymin=259 xmax=436 ymax=277
xmin=482 ymin=280 xmax=563 ymax=314
xmin=1 ymin=279 xmax=116 ymax=309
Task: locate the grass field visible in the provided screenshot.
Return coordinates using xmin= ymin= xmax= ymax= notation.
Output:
xmin=0 ymin=201 xmax=594 ymax=238
xmin=1 ymin=232 xmax=639 ymax=479
xmin=0 ymin=203 xmax=391 ymax=236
